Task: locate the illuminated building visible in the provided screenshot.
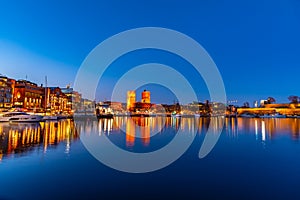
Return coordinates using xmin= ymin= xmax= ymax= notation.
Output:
xmin=126 ymin=89 xmax=153 ymax=113
xmin=254 ymin=101 xmax=258 ymax=108
xmin=103 ymin=101 xmax=124 ymax=113
xmin=61 ymin=86 xmax=82 ymax=113
xmin=141 ymin=90 xmax=150 ymax=103
xmin=48 ymin=87 xmax=68 ymax=114
xmin=82 ymin=98 xmax=95 ymax=113
xmin=134 ymin=102 xmax=152 ymax=112
xmin=13 ymin=80 xmax=43 ymax=111
xmin=260 ymin=100 xmax=268 ymax=107
xmin=44 ymin=86 xmax=80 ymax=114
xmin=127 ymin=90 xmax=136 ymax=111
xmin=0 ymin=75 xmax=15 ymax=109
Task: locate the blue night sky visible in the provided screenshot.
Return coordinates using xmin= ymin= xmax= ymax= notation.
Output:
xmin=0 ymin=0 xmax=299 ymax=105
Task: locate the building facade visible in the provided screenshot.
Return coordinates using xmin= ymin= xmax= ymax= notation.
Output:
xmin=0 ymin=75 xmax=15 ymax=109
xmin=127 ymin=90 xmax=136 ymax=111
xmin=48 ymin=87 xmax=68 ymax=114
xmin=61 ymin=86 xmax=82 ymax=113
xmin=13 ymin=80 xmax=43 ymax=111
xmin=141 ymin=90 xmax=150 ymax=103
xmin=103 ymin=101 xmax=124 ymax=113
xmin=127 ymin=89 xmax=152 ymax=112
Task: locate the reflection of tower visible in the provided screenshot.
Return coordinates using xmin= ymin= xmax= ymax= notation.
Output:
xmin=127 ymin=90 xmax=136 ymax=111
xmin=141 ymin=90 xmax=150 ymax=103
xmin=140 ymin=117 xmax=150 ymax=146
xmin=126 ymin=118 xmax=135 ymax=147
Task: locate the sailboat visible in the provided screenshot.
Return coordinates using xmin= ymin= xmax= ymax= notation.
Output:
xmin=42 ymin=76 xmax=59 ymax=121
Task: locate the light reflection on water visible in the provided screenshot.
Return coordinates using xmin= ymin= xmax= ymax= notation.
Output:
xmin=233 ymin=118 xmax=300 ymax=140
xmin=0 ymin=117 xmax=300 ymax=200
xmin=0 ymin=117 xmax=300 ymax=162
xmin=0 ymin=120 xmax=79 ymax=162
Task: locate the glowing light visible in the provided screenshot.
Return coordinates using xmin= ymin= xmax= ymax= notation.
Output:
xmin=126 ymin=118 xmax=135 ymax=147
xmin=255 ymin=119 xmax=258 ymax=140
xmin=262 ymin=121 xmax=266 ymax=141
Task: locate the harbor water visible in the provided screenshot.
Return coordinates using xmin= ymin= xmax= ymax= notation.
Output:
xmin=0 ymin=117 xmax=300 ymax=199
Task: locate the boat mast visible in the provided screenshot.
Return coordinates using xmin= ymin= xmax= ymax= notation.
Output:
xmin=45 ymin=76 xmax=47 ymax=114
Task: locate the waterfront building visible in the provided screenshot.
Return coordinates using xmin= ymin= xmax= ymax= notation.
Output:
xmin=13 ymin=80 xmax=43 ymax=111
xmin=186 ymin=102 xmax=206 ymax=114
xmin=254 ymin=101 xmax=258 ymax=108
xmin=103 ymin=101 xmax=124 ymax=113
xmin=237 ymin=103 xmax=300 ymax=116
xmin=260 ymin=100 xmax=268 ymax=107
xmin=141 ymin=90 xmax=150 ymax=103
xmin=81 ymin=98 xmax=95 ymax=113
xmin=126 ymin=89 xmax=153 ymax=113
xmin=96 ymin=102 xmax=113 ymax=116
xmin=134 ymin=102 xmax=152 ymax=112
xmin=0 ymin=75 xmax=15 ymax=109
xmin=61 ymin=86 xmax=82 ymax=113
xmin=161 ymin=103 xmax=181 ymax=114
xmin=127 ymin=90 xmax=136 ymax=111
xmin=48 ymin=87 xmax=68 ymax=114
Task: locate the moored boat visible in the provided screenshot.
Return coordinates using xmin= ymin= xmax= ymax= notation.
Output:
xmin=0 ymin=111 xmax=43 ymax=123
xmin=194 ymin=113 xmax=201 ymax=118
xmin=97 ymin=113 xmax=114 ymax=119
xmin=42 ymin=115 xmax=59 ymax=121
xmin=171 ymin=113 xmax=181 ymax=118
xmin=96 ymin=103 xmax=114 ymax=119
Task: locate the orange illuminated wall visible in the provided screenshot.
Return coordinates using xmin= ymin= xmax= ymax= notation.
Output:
xmin=141 ymin=90 xmax=150 ymax=103
xmin=127 ymin=90 xmax=136 ymax=111
xmin=0 ymin=76 xmax=15 ymax=108
xmin=13 ymin=80 xmax=43 ymax=111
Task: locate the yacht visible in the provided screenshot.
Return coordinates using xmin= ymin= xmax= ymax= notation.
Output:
xmin=96 ymin=104 xmax=114 ymax=119
xmin=42 ymin=115 xmax=59 ymax=121
xmin=194 ymin=113 xmax=201 ymax=118
xmin=97 ymin=113 xmax=114 ymax=119
xmin=149 ymin=112 xmax=157 ymax=117
xmin=0 ymin=112 xmax=43 ymax=122
xmin=171 ymin=113 xmax=181 ymax=118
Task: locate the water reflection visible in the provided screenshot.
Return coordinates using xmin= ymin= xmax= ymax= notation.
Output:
xmin=1 ymin=117 xmax=300 ymax=161
xmin=125 ymin=118 xmax=135 ymax=147
xmin=226 ymin=118 xmax=300 ymax=141
xmin=0 ymin=120 xmax=79 ymax=161
xmin=90 ymin=117 xmax=223 ymax=148
xmin=262 ymin=120 xmax=266 ymax=141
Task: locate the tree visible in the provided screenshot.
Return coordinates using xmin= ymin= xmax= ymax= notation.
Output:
xmin=267 ymin=97 xmax=276 ymax=104
xmin=288 ymin=95 xmax=299 ymax=104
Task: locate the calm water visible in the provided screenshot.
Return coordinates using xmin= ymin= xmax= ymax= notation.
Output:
xmin=0 ymin=117 xmax=300 ymax=199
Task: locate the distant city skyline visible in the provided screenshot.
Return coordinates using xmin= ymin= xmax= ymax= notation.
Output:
xmin=1 ymin=1 xmax=299 ymax=105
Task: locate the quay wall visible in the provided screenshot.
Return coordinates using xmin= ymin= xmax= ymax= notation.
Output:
xmin=237 ymin=108 xmax=300 ymax=115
